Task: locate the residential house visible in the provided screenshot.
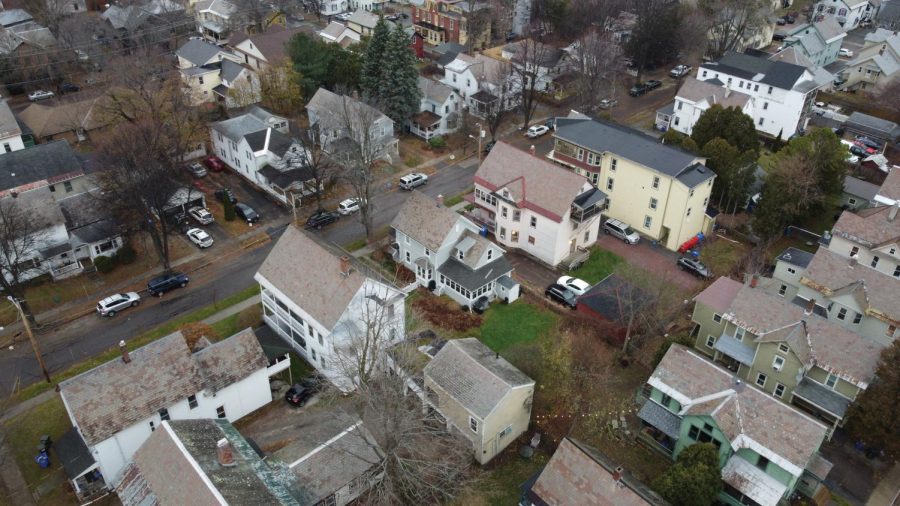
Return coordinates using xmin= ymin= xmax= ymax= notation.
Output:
xmin=661 ymin=76 xmax=754 ymax=135
xmin=318 ymin=20 xmax=362 ymax=46
xmin=57 ymin=328 xmax=281 ymax=497
xmin=255 ymin=225 xmax=406 ymax=392
xmin=46 ymin=0 xmax=87 ymax=14
xmin=391 ymin=191 xmax=520 ymax=306
xmin=501 ymin=39 xmax=570 ymax=93
xmin=781 ymin=18 xmax=846 ymax=67
xmin=410 ymin=77 xmax=461 ymax=139
xmin=838 ymin=28 xmax=899 ymax=90
xmin=691 ymin=276 xmax=884 ymax=436
xmin=102 ymin=0 xmax=185 ymax=34
xmin=346 ymin=9 xmax=380 ymax=35
xmin=520 ymin=437 xmax=667 ymax=506
xmin=0 ymin=99 xmax=26 ymax=154
xmin=210 ymin=107 xmax=318 ymax=206
xmin=429 ymin=41 xmax=466 ymax=67
xmin=176 ymin=38 xmax=259 ymax=107
xmin=0 ymin=140 xmax=89 ymax=198
xmin=690 ymin=51 xmax=832 ymax=139
xmin=876 ymin=166 xmax=900 ymax=205
xmin=0 ymin=14 xmax=57 ymax=56
xmin=876 ymin=0 xmax=900 ymax=29
xmin=229 ymin=25 xmax=310 ymax=71
xmin=424 ymin=338 xmax=534 ymax=464
xmin=771 ymin=206 xmax=900 ymax=346
xmin=441 ymin=52 xmax=519 ymax=118
xmin=842 ymin=175 xmax=881 ymax=209
xmin=18 ymin=95 xmax=113 ymax=144
xmin=194 ymin=0 xmax=238 ymax=43
xmin=472 ymin=142 xmax=605 ymax=267
xmin=814 ymin=0 xmax=874 ymax=30
xmin=350 ymin=0 xmax=388 ymax=12
xmin=115 ymin=419 xmax=300 ymax=505
xmin=319 ymin=0 xmax=349 ymax=16
xmin=305 ymin=88 xmax=400 ymax=164
xmin=412 ymin=0 xmax=491 ymax=48
xmin=844 ymin=111 xmax=900 ymax=145
xmin=548 ymin=114 xmax=716 ymax=252
xmin=638 ymin=344 xmax=833 ymax=506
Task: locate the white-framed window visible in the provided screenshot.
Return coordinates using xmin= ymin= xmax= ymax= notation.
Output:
xmin=787 ymin=267 xmax=796 ymax=274
xmin=852 ymin=312 xmax=862 ymax=324
xmin=713 ymin=313 xmax=722 ymax=323
xmin=871 ymin=256 xmax=879 ymax=268
xmin=530 ymin=216 xmax=537 ymax=228
xmin=611 ymin=158 xmax=618 ymax=171
xmin=778 ymin=343 xmax=789 ymax=353
xmin=513 ymin=210 xmax=521 ymax=222
xmin=763 ymin=102 xmax=768 ymax=110
xmin=499 ymin=227 xmax=506 ymax=239
xmin=687 ymin=208 xmax=692 ymax=217
xmin=706 ymin=335 xmax=716 ymax=348
xmin=606 ymin=178 xmax=614 ymax=191
xmin=825 ymin=373 xmax=837 ymax=389
xmin=469 ymin=416 xmax=478 ymax=432
xmin=778 ymin=284 xmax=786 ymax=296
xmin=643 ymin=215 xmax=652 ymax=228
xmin=850 ymin=246 xmax=859 ymax=257
xmin=774 ymin=383 xmax=785 ymax=398
xmin=652 ymin=176 xmax=660 ymax=189
xmin=649 ymin=197 xmax=658 ymax=210
xmin=501 ymin=206 xmax=508 ymax=218
xmin=772 ymin=355 xmax=785 ymax=371
xmin=487 ymin=249 xmax=493 ymax=260
xmin=584 ymin=230 xmax=590 ymax=243
xmin=734 ymin=326 xmax=745 ymax=341
xmin=756 ymin=372 xmax=767 ymax=387
xmin=837 ymin=307 xmax=847 ymax=320
xmin=758 ymin=117 xmax=764 ymax=126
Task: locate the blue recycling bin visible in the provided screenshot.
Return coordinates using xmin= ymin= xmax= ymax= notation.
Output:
xmin=35 ymin=450 xmax=50 ymax=469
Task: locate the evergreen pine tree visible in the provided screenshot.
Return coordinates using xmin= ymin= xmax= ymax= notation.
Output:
xmin=360 ymin=17 xmax=391 ymax=99
xmin=381 ymin=24 xmax=422 ymax=127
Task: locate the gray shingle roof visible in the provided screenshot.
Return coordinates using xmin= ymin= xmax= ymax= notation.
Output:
xmin=59 ymin=329 xmax=268 ymax=446
xmin=56 ymin=427 xmax=96 ymax=480
xmin=776 ymin=247 xmax=814 ymax=268
xmin=843 ymin=176 xmax=880 ymax=201
xmin=437 ymin=255 xmax=513 ymax=291
xmin=700 ymin=51 xmax=806 ymax=90
xmin=845 ymin=112 xmax=900 ymax=142
xmin=0 ymin=140 xmax=84 ymax=193
xmin=425 ymin=338 xmax=533 ymax=419
xmin=391 ymin=191 xmax=460 ymax=251
xmin=2 ymin=186 xmax=66 ymax=230
xmin=176 ymin=39 xmax=223 ymax=67
xmin=256 ymin=225 xmax=367 ymax=330
xmin=306 ymin=88 xmax=391 ymax=131
xmin=418 ymin=76 xmax=454 ymax=105
xmin=553 ymin=117 xmax=707 ymax=181
xmin=220 ymin=58 xmax=245 ymax=82
xmin=0 ymin=99 xmax=20 ymax=138
xmin=0 ymin=9 xmax=32 ymax=28
xmin=793 ymin=377 xmax=852 ymax=418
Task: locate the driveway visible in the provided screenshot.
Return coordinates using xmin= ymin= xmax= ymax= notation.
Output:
xmin=509 ymin=252 xmax=559 ymax=291
xmin=595 ymin=234 xmax=704 ymax=293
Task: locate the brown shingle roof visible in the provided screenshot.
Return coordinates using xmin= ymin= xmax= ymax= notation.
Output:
xmin=231 ymin=25 xmax=309 ymax=65
xmin=693 ymin=276 xmax=743 ymax=314
xmin=18 ymin=95 xmax=113 ymax=138
xmin=832 ymin=206 xmax=900 ymax=248
xmin=193 ymin=328 xmax=268 ymax=393
xmin=878 ymin=167 xmax=900 ymax=202
xmin=475 ymin=141 xmax=590 ymax=222
xmin=676 ymin=76 xmax=751 ymax=108
xmin=391 ymin=191 xmax=460 ymax=251
xmin=256 ymin=225 xmax=366 ymax=329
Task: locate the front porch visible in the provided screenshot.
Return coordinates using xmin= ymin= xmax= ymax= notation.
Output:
xmin=410 ymin=111 xmax=443 ymax=140
xmin=468 ymin=90 xmax=499 ymax=119
xmin=56 ymin=427 xmax=109 ymax=502
xmin=636 ymin=398 xmax=680 ymax=458
xmin=712 ymin=333 xmax=755 ymax=374
xmin=790 ymin=378 xmax=849 ymax=440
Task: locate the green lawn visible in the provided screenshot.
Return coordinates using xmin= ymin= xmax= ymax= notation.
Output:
xmin=701 ymin=239 xmax=748 ymax=278
xmin=575 ymin=247 xmax=624 ymax=284
xmin=478 ymin=301 xmax=557 ymax=352
xmin=3 ymin=397 xmax=72 ymax=504
xmin=209 ymin=305 xmax=262 ymax=339
xmin=453 ymin=452 xmax=548 ymax=506
xmin=288 ymin=352 xmax=315 ymax=383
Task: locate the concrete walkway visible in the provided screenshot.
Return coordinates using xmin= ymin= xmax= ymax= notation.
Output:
xmin=866 ymin=463 xmax=900 ymax=506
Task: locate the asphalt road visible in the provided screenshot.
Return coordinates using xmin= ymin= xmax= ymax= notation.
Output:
xmin=0 ymin=159 xmax=479 ymax=394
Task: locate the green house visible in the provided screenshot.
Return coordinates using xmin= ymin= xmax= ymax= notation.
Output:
xmin=689 ymin=276 xmax=884 ymax=437
xmin=637 ymin=345 xmax=832 ymax=506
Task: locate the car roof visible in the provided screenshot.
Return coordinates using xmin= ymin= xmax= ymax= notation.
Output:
xmin=98 ymin=294 xmax=125 ymax=305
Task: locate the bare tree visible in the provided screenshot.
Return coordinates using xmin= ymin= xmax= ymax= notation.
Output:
xmin=510 ymin=37 xmax=551 ymax=129
xmin=0 ymin=196 xmax=49 ymax=325
xmin=604 ymin=264 xmax=685 ymax=355
xmin=569 ymin=28 xmax=622 ymax=113
xmin=464 ymin=5 xmax=492 ymax=52
xmin=483 ymin=59 xmax=517 ymax=141
xmin=294 ymin=125 xmax=335 ymax=212
xmin=23 ymin=0 xmax=71 ymax=36
xmin=701 ymin=0 xmax=773 ymax=59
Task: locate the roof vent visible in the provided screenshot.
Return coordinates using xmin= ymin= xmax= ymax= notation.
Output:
xmin=784 ymin=252 xmax=792 ymax=261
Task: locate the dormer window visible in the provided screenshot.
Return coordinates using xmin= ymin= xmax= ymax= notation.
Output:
xmin=487 ymin=249 xmax=493 ymax=260
xmin=458 ymin=249 xmax=464 ymax=260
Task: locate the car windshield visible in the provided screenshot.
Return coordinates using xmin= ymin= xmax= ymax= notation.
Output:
xmin=623 ymin=226 xmax=635 ymax=235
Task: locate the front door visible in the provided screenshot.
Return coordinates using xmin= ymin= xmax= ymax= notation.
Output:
xmin=569 ymin=238 xmax=576 ymax=253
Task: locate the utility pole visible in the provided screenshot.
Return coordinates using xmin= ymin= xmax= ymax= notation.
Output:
xmin=8 ymin=296 xmax=51 ymax=384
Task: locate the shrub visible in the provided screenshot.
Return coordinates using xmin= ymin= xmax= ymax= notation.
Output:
xmin=114 ymin=243 xmax=137 ymax=265
xmin=223 ymin=198 xmax=236 ymax=221
xmin=404 ymin=155 xmax=421 ymax=167
xmin=412 ymin=296 xmax=482 ymax=332
xmin=428 ymin=136 xmax=447 ymax=149
xmin=94 ymin=255 xmax=115 ymax=273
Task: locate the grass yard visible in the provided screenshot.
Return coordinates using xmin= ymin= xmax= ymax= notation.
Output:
xmin=575 ymin=247 xmax=624 ymax=284
xmin=288 ymin=352 xmax=315 ymax=383
xmin=343 ymin=238 xmax=368 ymax=252
xmin=452 ymin=450 xmax=549 ymax=506
xmin=478 ymin=301 xmax=557 ymax=352
xmin=700 ymin=237 xmax=749 ymax=277
xmin=209 ymin=305 xmax=262 ymax=339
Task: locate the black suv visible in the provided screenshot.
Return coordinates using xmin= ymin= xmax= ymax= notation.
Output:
xmin=285 ymin=376 xmax=322 ymax=407
xmin=645 ymin=80 xmax=662 ymax=90
xmin=59 ymin=83 xmax=80 ymax=93
xmin=234 ymin=203 xmax=260 ymax=224
xmin=305 ymin=210 xmax=339 ymax=230
xmin=629 ymin=83 xmax=649 ymax=97
xmin=544 ymin=283 xmax=577 ymax=309
xmin=147 ymin=272 xmax=190 ymax=297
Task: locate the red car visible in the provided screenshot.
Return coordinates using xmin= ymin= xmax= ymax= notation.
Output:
xmin=852 ymin=141 xmax=877 ymax=154
xmin=202 ymin=155 xmax=226 ymax=172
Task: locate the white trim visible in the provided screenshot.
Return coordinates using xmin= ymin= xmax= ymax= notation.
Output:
xmin=162 ymin=421 xmax=228 ymax=505
xmin=730 ymin=434 xmax=803 ymax=477
xmin=288 ymin=422 xmax=363 ymax=469
xmin=647 ymin=377 xmax=692 ymax=408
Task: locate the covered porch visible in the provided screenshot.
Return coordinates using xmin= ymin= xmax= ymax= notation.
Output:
xmin=410 ymin=111 xmax=443 ymax=140
xmin=636 ymin=399 xmax=680 ymax=457
xmin=790 ymin=378 xmax=850 ymax=440
xmin=468 ymin=90 xmax=499 ymax=119
xmin=720 ymin=454 xmax=789 ymax=506
xmin=56 ymin=427 xmax=108 ymax=502
xmin=570 ymin=187 xmax=606 ymax=224
xmin=712 ymin=333 xmax=755 ymax=374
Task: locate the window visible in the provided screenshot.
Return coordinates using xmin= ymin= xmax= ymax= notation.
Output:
xmin=754 ymin=84 xmax=759 ymax=92
xmin=763 ymin=102 xmax=768 ymax=110
xmin=850 ymin=246 xmax=859 ymax=257
xmin=499 ymin=227 xmax=506 ymax=240
xmin=501 ymin=206 xmax=508 ymax=218
xmin=649 ymin=197 xmax=658 ymax=210
xmin=611 ymin=158 xmax=618 ymax=171
xmin=772 ymin=355 xmax=785 ymax=371
xmin=425 ymin=249 xmax=431 ymax=258
xmin=159 ymin=408 xmax=170 ymax=421
xmin=606 ymin=178 xmax=614 ymax=191
xmin=188 ymin=394 xmax=198 ymax=409
xmin=511 ymin=230 xmax=519 ymax=242
xmin=652 ymin=176 xmax=660 ymax=189
xmin=199 ymin=76 xmax=204 ymax=84
xmin=584 ymin=230 xmax=590 ymax=242
xmin=469 ymin=416 xmax=478 ymax=432
xmin=713 ymin=313 xmax=722 ymax=323
xmin=778 ymin=343 xmax=789 ymax=353
xmin=757 ymin=455 xmax=769 ymax=471
xmin=890 ymin=248 xmax=896 ymax=255
xmin=677 ymin=101 xmax=683 ymax=110
xmin=64 ymin=181 xmax=73 ymax=192
xmin=457 ymin=249 xmax=464 ymax=260
xmin=767 ymin=86 xmax=773 ymax=94
xmin=853 ymin=312 xmax=862 ymax=324
xmin=512 ymin=209 xmax=521 ymax=222
xmin=758 ymin=117 xmax=764 ymax=126
xmin=660 ymin=393 xmax=672 ymax=408
xmin=706 ymin=335 xmax=716 ymax=348
xmin=837 ymin=307 xmax=848 ymax=320
xmin=735 ymin=327 xmax=745 ymax=341
xmin=2 ymin=143 xmax=9 ymax=153
xmin=487 ymin=249 xmax=493 ymax=260
xmin=738 ymin=81 xmax=743 ymax=88
xmin=888 ymin=325 xmax=897 ymax=338
xmin=318 ymin=332 xmax=323 ymax=346
xmin=825 ymin=374 xmax=837 ymax=389
xmin=686 ymin=208 xmax=692 ymax=217
xmin=774 ymin=383 xmax=786 ymax=398
xmin=778 ymin=284 xmax=787 ymax=296
xmin=530 ymin=216 xmax=537 ymax=228
xmin=787 ymin=267 xmax=796 ymax=274
xmin=674 ymin=117 xmax=680 ymax=126
xmin=871 ymin=256 xmax=879 ymax=268
xmin=149 ymin=421 xmax=155 ymax=431
xmin=587 ymin=152 xmax=602 ymax=166
xmin=727 ymin=77 xmax=732 ymax=85
xmin=894 ymin=265 xmax=900 ymax=278
xmin=643 ymin=216 xmax=652 ymax=228
xmin=216 ymin=406 xmax=226 ymax=418
xmin=848 ymin=198 xmax=858 ymax=205
xmin=311 ymin=348 xmax=317 ymax=361
xmin=405 ymin=251 xmax=411 ymax=262
xmin=702 ymin=70 xmax=707 ymax=77
xmin=756 ymin=372 xmax=767 ymax=387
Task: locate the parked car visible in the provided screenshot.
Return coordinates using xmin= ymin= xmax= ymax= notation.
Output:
xmin=202 ymin=155 xmax=226 ymax=172
xmin=603 ymin=218 xmax=640 ymax=244
xmin=839 ymin=48 xmax=854 ymax=58
xmin=483 ymin=140 xmax=497 ymax=154
xmin=783 ymin=14 xmax=795 ymax=23
xmin=234 ymin=203 xmax=260 ymax=223
xmin=849 ymin=144 xmax=870 ymax=157
xmin=285 ymin=376 xmax=322 ymax=407
xmin=852 ymin=141 xmax=877 ymax=154
xmin=472 ymin=296 xmax=490 ymax=314
xmin=526 ymin=124 xmax=550 ymax=138
xmin=96 ymin=292 xmax=140 ymax=317
xmin=645 ymin=80 xmax=662 ymax=90
xmin=337 ymin=197 xmax=362 ymax=215
xmin=306 ymin=210 xmax=339 ymax=229
xmin=629 ymin=83 xmax=649 ymax=97
xmin=854 ymin=136 xmax=881 ymax=150
xmin=677 ymin=257 xmax=712 ymax=278
xmin=147 ymin=272 xmax=190 ymax=297
xmin=544 ymin=117 xmax=556 ymax=130
xmin=776 ymin=17 xmax=786 ymax=25
xmin=846 ymin=153 xmax=860 ymax=164
xmin=598 ymin=98 xmax=618 ymax=109
xmin=669 ymin=64 xmax=692 ymax=78
xmin=556 ymin=276 xmax=591 ymax=296
xmin=773 ymin=33 xmax=786 ymax=41
xmin=75 ymin=49 xmax=89 ymax=61
xmin=186 ymin=227 xmax=214 ymax=248
xmin=544 ymin=283 xmax=578 ymax=309
xmin=399 ymin=172 xmax=428 ymax=190
xmin=28 ymin=90 xmax=54 ymax=101
xmin=185 ymin=161 xmax=207 ymax=178
xmin=188 ymin=206 xmax=214 ymax=225
xmin=59 ymin=83 xmax=80 ymax=93
xmin=214 ymin=188 xmax=236 ymax=204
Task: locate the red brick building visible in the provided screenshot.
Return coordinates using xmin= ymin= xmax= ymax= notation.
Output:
xmin=411 ymin=0 xmax=489 ymax=48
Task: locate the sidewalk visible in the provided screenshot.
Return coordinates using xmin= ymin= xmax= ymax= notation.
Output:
xmin=867 ymin=463 xmax=900 ymax=506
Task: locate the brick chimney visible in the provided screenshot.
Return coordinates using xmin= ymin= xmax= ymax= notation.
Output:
xmin=529 ymin=144 xmax=536 ymax=156
xmin=750 ymin=274 xmax=759 ymax=288
xmin=437 ymin=194 xmax=444 ymax=207
xmin=216 ymin=438 xmax=236 ymax=467
xmin=339 ymin=256 xmax=352 ymax=277
xmin=612 ymin=466 xmax=624 ymax=482
xmin=805 ymin=298 xmax=816 ymax=315
xmin=119 ymin=340 xmax=131 ymax=364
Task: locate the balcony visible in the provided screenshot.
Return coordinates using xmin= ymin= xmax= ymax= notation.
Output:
xmin=712 ymin=333 xmax=755 ymax=372
xmin=791 ymin=377 xmax=851 ymax=432
xmin=570 ymin=188 xmax=606 ymax=224
xmin=636 ymin=399 xmax=680 ymax=456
